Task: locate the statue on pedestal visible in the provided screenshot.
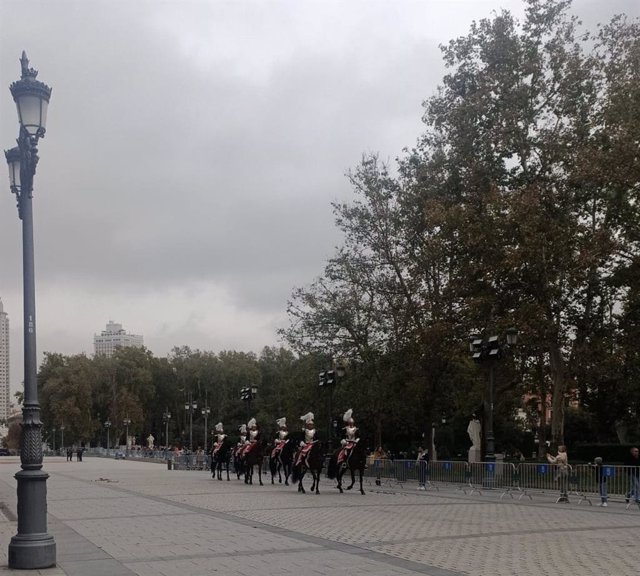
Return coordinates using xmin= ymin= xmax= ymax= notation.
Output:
xmin=147 ymin=434 xmax=155 ymax=449
xmin=467 ymin=417 xmax=481 ymax=463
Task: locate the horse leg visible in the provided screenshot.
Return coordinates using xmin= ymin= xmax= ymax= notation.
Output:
xmin=314 ymin=470 xmax=320 ymax=495
xmin=336 ymin=468 xmax=344 ymax=493
xmin=346 ymin=468 xmax=356 ymax=490
xmin=258 ymin=461 xmax=263 ymax=486
xmin=359 ymin=467 xmax=365 ymax=495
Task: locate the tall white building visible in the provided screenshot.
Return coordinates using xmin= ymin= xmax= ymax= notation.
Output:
xmin=0 ymin=299 xmax=10 ymax=423
xmin=94 ymin=321 xmax=143 ymax=357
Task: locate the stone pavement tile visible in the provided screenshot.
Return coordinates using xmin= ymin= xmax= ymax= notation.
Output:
xmin=369 ymin=527 xmax=640 ymax=576
xmin=124 ymin=548 xmax=425 ymax=576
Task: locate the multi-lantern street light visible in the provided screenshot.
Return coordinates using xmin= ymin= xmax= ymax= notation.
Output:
xmin=318 ymin=364 xmax=345 ymax=451
xmin=469 ymin=327 xmax=518 ymax=463
xmin=240 ymin=386 xmax=258 ymax=421
xmin=4 ymin=52 xmax=55 ymax=569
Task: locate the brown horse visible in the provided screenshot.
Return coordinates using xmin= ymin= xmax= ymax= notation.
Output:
xmin=292 ymin=441 xmax=324 ymax=494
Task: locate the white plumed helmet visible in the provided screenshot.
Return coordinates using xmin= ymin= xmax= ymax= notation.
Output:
xmin=247 ymin=418 xmax=257 ymax=428
xmin=343 ymin=409 xmax=353 ymax=422
xmin=215 ymin=422 xmax=224 ymax=433
xmin=276 ymin=417 xmax=287 ymax=427
xmin=300 ymin=412 xmax=314 ymax=424
xmin=239 ymin=424 xmax=247 ymax=434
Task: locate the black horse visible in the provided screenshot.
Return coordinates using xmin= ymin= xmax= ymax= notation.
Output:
xmin=244 ymin=441 xmax=265 ymax=486
xmin=211 ymin=437 xmax=232 ymax=481
xmin=327 ymin=441 xmax=366 ymax=495
xmin=233 ymin=442 xmax=246 ymax=480
xmin=269 ymin=439 xmax=295 ymax=486
xmin=292 ymin=441 xmax=324 ymax=494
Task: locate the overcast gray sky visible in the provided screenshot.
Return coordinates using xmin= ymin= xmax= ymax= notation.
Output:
xmin=1 ymin=0 xmax=637 ymax=394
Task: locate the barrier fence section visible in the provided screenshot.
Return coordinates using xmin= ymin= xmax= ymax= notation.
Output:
xmin=359 ymin=459 xmax=640 ymax=503
xmin=79 ymin=448 xmax=640 ymax=504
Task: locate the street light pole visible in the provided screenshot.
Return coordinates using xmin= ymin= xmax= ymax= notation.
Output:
xmin=201 ymin=406 xmax=210 ymax=453
xmin=4 ymin=52 xmax=55 ymax=569
xmin=123 ymin=417 xmax=131 ymax=453
xmin=104 ymin=420 xmax=111 ymax=452
xmin=60 ymin=423 xmax=65 ymax=453
xmin=240 ymin=387 xmax=257 ymax=422
xmin=163 ymin=410 xmax=171 ymax=457
xmin=52 ymin=427 xmax=56 ymax=453
xmin=184 ymin=392 xmax=197 ymax=452
xmin=470 ymin=328 xmax=518 ymax=464
xmin=319 ymin=364 xmax=345 ymax=452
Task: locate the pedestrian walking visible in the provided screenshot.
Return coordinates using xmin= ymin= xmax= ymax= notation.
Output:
xmin=624 ymin=446 xmax=640 ymax=504
xmin=547 ymin=445 xmax=569 ymax=502
xmin=416 ymin=447 xmax=429 ymax=490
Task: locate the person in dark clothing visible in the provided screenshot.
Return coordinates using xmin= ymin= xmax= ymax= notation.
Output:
xmin=624 ymin=447 xmax=640 ymax=504
xmin=593 ymin=457 xmax=607 ymax=506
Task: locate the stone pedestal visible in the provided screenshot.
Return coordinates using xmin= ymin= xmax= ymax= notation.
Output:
xmin=468 ymin=447 xmax=481 ymax=463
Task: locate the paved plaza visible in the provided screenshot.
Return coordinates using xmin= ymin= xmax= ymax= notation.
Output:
xmin=1 ymin=457 xmax=640 ymax=576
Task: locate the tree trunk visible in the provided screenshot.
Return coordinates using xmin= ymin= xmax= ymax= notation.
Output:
xmin=549 ymin=339 xmax=566 ymax=450
xmin=537 ymin=352 xmax=548 ymax=459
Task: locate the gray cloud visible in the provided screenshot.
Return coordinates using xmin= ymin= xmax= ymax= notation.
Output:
xmin=1 ymin=0 xmax=638 ymax=393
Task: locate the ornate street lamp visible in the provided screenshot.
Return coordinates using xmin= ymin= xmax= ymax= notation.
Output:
xmin=4 ymin=52 xmax=55 ymax=569
xmin=60 ymin=423 xmax=65 ymax=452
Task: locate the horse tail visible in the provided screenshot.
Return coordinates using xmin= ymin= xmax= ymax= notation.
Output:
xmin=327 ymin=453 xmax=338 ymax=479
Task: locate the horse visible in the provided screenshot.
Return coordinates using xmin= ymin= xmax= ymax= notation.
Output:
xmin=211 ymin=437 xmax=232 ymax=481
xmin=327 ymin=440 xmax=366 ymax=495
xmin=292 ymin=441 xmax=324 ymax=494
xmin=269 ymin=439 xmax=295 ymax=486
xmin=233 ymin=443 xmax=246 ymax=480
xmin=244 ymin=441 xmax=265 ymax=486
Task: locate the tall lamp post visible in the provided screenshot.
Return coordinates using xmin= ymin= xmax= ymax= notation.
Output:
xmin=4 ymin=52 xmax=55 ymax=569
xmin=52 ymin=427 xmax=56 ymax=453
xmin=104 ymin=419 xmax=112 ymax=452
xmin=163 ymin=409 xmax=171 ymax=457
xmin=201 ymin=405 xmax=211 ymax=453
xmin=240 ymin=386 xmax=257 ymax=422
xmin=184 ymin=393 xmax=197 ymax=452
xmin=60 ymin=423 xmax=65 ymax=453
xmin=319 ymin=364 xmax=345 ymax=451
xmin=123 ymin=417 xmax=131 ymax=452
xmin=469 ymin=327 xmax=518 ymax=463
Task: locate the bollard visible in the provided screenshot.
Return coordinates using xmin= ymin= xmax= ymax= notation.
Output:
xmin=167 ymin=459 xmax=172 ymax=470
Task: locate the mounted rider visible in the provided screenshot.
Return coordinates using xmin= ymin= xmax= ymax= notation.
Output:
xmin=271 ymin=417 xmax=289 ymax=459
xmin=295 ymin=412 xmax=318 ymax=467
xmin=212 ymin=422 xmax=226 ymax=458
xmin=337 ymin=409 xmax=359 ymax=465
xmin=242 ymin=418 xmax=260 ymax=456
xmin=235 ymin=423 xmax=247 ymax=458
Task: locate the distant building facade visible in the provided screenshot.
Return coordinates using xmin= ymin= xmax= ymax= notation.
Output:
xmin=94 ymin=321 xmax=143 ymax=357
xmin=0 ymin=299 xmax=9 ymax=422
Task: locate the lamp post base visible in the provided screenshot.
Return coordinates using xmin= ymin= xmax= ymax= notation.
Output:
xmin=8 ymin=470 xmax=56 ymax=569
xmin=8 ymin=533 xmax=56 ymax=569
